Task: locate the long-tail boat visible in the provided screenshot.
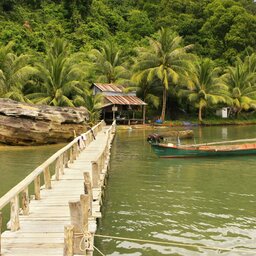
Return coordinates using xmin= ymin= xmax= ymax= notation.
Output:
xmin=147 ymin=134 xmax=256 ymax=158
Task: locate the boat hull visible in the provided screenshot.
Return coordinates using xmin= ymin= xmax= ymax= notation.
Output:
xmin=151 ymin=144 xmax=256 ymax=158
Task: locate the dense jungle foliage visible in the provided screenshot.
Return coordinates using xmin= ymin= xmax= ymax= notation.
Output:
xmin=0 ymin=0 xmax=256 ymax=122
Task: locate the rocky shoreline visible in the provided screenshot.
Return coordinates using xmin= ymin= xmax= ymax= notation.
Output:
xmin=0 ymin=99 xmax=88 ymax=146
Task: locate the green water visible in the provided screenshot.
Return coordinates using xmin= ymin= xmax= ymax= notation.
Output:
xmin=96 ymin=125 xmax=256 ymax=256
xmin=0 ymin=144 xmax=64 ymax=198
xmin=0 ymin=144 xmax=64 ymax=229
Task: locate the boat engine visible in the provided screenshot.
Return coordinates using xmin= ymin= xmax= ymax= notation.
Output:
xmin=147 ymin=134 xmax=164 ymax=144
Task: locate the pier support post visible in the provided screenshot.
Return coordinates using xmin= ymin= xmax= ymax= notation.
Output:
xmin=21 ymin=188 xmax=29 ymax=215
xmin=60 ymin=154 xmax=64 ymax=175
xmin=34 ymin=175 xmax=41 ymax=200
xmin=55 ymin=158 xmax=60 ymax=181
xmin=44 ymin=167 xmax=52 ymax=189
xmin=91 ymin=161 xmax=100 ymax=189
xmin=64 ymin=225 xmax=74 ymax=256
xmin=68 ymin=195 xmax=92 ymax=255
xmin=84 ymin=173 xmax=92 ymax=215
xmin=10 ymin=195 xmax=20 ymax=231
xmin=70 ymin=147 xmax=74 ymax=164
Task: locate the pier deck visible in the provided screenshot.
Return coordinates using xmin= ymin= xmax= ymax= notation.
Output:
xmin=0 ymin=121 xmax=115 ymax=256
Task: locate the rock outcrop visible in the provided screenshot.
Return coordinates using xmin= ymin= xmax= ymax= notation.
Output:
xmin=0 ymin=99 xmax=89 ymax=145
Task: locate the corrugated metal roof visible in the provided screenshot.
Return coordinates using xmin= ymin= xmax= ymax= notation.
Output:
xmin=93 ymin=83 xmax=125 ymax=92
xmin=105 ymin=96 xmax=147 ymax=105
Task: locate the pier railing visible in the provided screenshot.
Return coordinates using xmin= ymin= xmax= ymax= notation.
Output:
xmin=0 ymin=120 xmax=112 ymax=255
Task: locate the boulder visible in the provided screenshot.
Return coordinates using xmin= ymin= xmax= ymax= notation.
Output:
xmin=0 ymin=99 xmax=89 ymax=145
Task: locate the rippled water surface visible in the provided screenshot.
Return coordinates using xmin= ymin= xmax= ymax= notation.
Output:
xmin=0 ymin=144 xmax=64 ymax=198
xmin=96 ymin=125 xmax=256 ymax=256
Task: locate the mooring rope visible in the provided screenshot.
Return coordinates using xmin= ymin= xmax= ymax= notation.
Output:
xmin=94 ymin=245 xmax=106 ymax=256
xmin=74 ymin=227 xmax=92 ymax=252
xmin=95 ymin=234 xmax=256 ymax=254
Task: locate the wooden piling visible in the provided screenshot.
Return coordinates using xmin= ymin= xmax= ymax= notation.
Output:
xmin=91 ymin=161 xmax=99 ymax=189
xmin=55 ymin=157 xmax=60 ymax=181
xmin=64 ymin=225 xmax=74 ymax=256
xmin=70 ymin=147 xmax=74 ymax=164
xmin=83 ymin=173 xmax=92 ymax=215
xmin=21 ymin=188 xmax=29 ymax=215
xmin=10 ymin=195 xmax=20 ymax=231
xmin=44 ymin=166 xmax=52 ymax=189
xmin=34 ymin=175 xmax=41 ymax=200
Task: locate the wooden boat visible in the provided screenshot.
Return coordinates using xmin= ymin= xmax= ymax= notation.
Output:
xmin=147 ymin=135 xmax=256 ymax=158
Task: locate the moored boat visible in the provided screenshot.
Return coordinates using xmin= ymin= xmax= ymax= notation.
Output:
xmin=147 ymin=137 xmax=256 ymax=158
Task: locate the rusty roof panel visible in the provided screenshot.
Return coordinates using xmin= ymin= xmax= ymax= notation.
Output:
xmin=105 ymin=96 xmax=147 ymax=105
xmin=93 ymin=83 xmax=125 ymax=92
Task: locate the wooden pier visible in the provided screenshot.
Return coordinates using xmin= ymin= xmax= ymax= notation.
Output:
xmin=0 ymin=120 xmax=115 ymax=256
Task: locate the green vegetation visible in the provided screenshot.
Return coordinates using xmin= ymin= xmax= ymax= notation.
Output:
xmin=0 ymin=0 xmax=256 ymax=124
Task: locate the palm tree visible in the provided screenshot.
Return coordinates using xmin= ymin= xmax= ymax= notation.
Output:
xmin=27 ymin=38 xmax=86 ymax=106
xmin=0 ymin=41 xmax=37 ymax=102
xmin=179 ymin=58 xmax=230 ymax=122
xmin=133 ymin=28 xmax=193 ymax=121
xmin=222 ymin=55 xmax=256 ymax=115
xmin=88 ymin=41 xmax=130 ymax=84
xmin=74 ymin=89 xmax=103 ymax=126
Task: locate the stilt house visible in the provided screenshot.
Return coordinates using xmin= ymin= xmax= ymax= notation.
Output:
xmin=92 ymin=83 xmax=147 ymax=124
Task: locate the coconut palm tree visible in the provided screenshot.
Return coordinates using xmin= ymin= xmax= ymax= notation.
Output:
xmin=133 ymin=28 xmax=193 ymax=121
xmin=27 ymin=38 xmax=85 ymax=106
xmin=222 ymin=55 xmax=256 ymax=115
xmin=74 ymin=89 xmax=103 ymax=125
xmin=0 ymin=41 xmax=37 ymax=102
xmin=88 ymin=41 xmax=130 ymax=84
xmin=179 ymin=58 xmax=230 ymax=122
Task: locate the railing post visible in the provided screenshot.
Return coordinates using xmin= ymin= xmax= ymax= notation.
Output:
xmin=44 ymin=166 xmax=52 ymax=189
xmin=70 ymin=147 xmax=74 ymax=164
xmin=68 ymin=195 xmax=91 ymax=255
xmin=55 ymin=158 xmax=60 ymax=181
xmin=91 ymin=161 xmax=100 ymax=189
xmin=64 ymin=151 xmax=69 ymax=168
xmin=21 ymin=188 xmax=29 ymax=215
xmin=10 ymin=195 xmax=20 ymax=231
xmin=80 ymin=194 xmax=89 ymax=232
xmin=68 ymin=200 xmax=81 ymax=253
xmin=34 ymin=175 xmax=41 ymax=200
xmin=83 ymin=173 xmax=92 ymax=216
xmin=64 ymin=225 xmax=74 ymax=256
xmin=60 ymin=154 xmax=64 ymax=175
xmin=0 ymin=211 xmax=2 ymax=255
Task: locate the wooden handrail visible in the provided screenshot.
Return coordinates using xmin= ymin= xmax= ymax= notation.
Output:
xmin=0 ymin=120 xmax=105 ymax=210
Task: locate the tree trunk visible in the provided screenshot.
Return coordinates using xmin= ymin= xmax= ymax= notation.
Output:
xmin=198 ymin=106 xmax=203 ymax=123
xmin=160 ymin=87 xmax=167 ymax=121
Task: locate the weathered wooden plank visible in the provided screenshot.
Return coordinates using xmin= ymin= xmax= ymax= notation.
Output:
xmin=1 ymin=247 xmax=63 ymax=256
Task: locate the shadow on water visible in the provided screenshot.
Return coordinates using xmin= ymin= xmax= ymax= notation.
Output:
xmin=96 ymin=125 xmax=256 ymax=255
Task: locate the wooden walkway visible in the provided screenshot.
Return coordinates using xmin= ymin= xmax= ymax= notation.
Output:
xmin=0 ymin=121 xmax=115 ymax=256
